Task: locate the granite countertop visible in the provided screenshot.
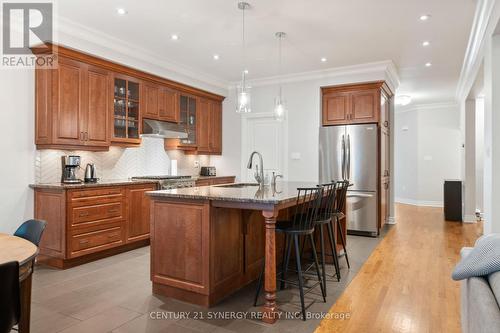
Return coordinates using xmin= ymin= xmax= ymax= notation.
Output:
xmin=29 ymin=175 xmax=237 ymax=190
xmin=146 ymin=181 xmax=320 ymax=205
xmin=29 ymin=179 xmax=161 ymax=190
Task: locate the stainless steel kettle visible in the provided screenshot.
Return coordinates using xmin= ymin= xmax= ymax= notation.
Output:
xmin=84 ymin=163 xmax=97 ymax=183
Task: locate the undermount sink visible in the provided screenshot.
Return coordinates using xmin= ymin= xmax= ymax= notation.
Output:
xmin=215 ymin=183 xmax=260 ymax=188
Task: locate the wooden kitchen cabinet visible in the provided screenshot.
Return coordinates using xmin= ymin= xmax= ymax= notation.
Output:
xmin=139 ymin=81 xmax=180 ymax=123
xmin=380 ymin=177 xmax=390 ymax=228
xmin=181 ymin=98 xmax=223 ymax=155
xmin=112 ymin=75 xmax=141 ymax=145
xmin=34 ymin=44 xmax=224 ymax=151
xmin=33 ymin=182 xmax=157 ymax=269
xmin=351 ymin=89 xmax=379 ymax=123
xmin=86 ymin=65 xmax=112 ymax=147
xmin=36 ymin=56 xmax=111 ymax=150
xmin=197 ymin=98 xmax=211 ymax=153
xmin=51 ymin=57 xmax=85 ymax=146
xmin=143 ymin=81 xmax=160 ymax=119
xmin=321 ymin=81 xmax=390 ymax=126
xmin=209 ymin=101 xmax=223 ymax=154
xmin=159 ymin=86 xmax=179 ymax=122
xmin=126 ymin=184 xmax=156 ymax=242
xmin=322 ymin=91 xmax=351 ymax=125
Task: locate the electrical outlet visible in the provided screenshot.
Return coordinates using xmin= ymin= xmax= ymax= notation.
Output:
xmin=194 ymin=160 xmax=200 ymax=168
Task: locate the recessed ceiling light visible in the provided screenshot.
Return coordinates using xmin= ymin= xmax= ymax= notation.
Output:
xmin=213 ymin=54 xmax=220 ymax=60
xmin=425 ymin=62 xmax=432 ymax=67
xmin=321 ymin=57 xmax=327 ymax=62
xmin=420 ymin=14 xmax=431 ymax=21
xmin=422 ymin=41 xmax=430 ymax=47
xmin=171 ymin=34 xmax=179 ymax=41
xmin=116 ymin=8 xmax=127 ymax=15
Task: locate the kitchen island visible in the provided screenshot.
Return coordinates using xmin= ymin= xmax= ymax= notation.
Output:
xmin=147 ymin=182 xmax=347 ymax=324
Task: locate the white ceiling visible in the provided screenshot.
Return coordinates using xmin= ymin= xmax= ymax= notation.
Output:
xmin=57 ymin=0 xmax=476 ymax=104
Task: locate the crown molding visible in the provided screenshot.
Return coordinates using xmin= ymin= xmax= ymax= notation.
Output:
xmin=396 ymin=102 xmax=459 ymax=114
xmin=456 ymin=0 xmax=496 ymax=101
xmin=55 ymin=17 xmax=231 ymax=95
xmin=238 ymin=60 xmax=400 ymax=90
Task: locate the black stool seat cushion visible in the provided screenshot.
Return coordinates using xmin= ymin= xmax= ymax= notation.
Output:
xmin=275 ymin=220 xmax=315 ymax=235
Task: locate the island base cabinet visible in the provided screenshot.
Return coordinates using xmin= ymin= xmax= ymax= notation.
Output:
xmin=150 ymin=200 xmax=288 ymax=307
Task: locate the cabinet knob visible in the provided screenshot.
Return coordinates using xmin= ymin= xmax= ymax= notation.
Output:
xmin=79 ymin=211 xmax=89 ymax=217
xmin=108 ymin=208 xmax=119 ymax=214
xmin=384 ymin=121 xmax=389 ymax=127
xmin=84 ymin=132 xmax=89 ymax=141
xmin=79 ymin=239 xmax=89 ymax=244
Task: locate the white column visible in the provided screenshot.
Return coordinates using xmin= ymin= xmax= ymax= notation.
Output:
xmin=482 ymin=34 xmax=500 ymax=234
xmin=463 ymin=99 xmax=477 ymax=223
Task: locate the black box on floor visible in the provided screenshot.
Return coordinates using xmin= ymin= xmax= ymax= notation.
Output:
xmin=444 ymin=180 xmax=462 ymax=221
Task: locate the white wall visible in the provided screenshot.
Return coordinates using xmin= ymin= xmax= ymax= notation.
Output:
xmin=0 ymin=69 xmax=36 ymax=233
xmin=394 ymin=104 xmax=462 ymax=206
xmin=231 ymin=68 xmax=394 ymax=182
xmin=475 ymin=97 xmax=485 ymax=213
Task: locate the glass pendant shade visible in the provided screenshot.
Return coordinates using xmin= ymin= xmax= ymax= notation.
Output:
xmin=273 ymin=32 xmax=286 ymax=121
xmin=236 ymin=2 xmax=251 ymax=114
xmin=236 ymin=71 xmax=251 ymax=113
xmin=274 ymin=95 xmax=286 ymax=121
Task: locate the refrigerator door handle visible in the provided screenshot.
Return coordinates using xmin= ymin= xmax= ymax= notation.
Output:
xmin=341 ymin=135 xmax=346 ymax=180
xmin=346 ymin=134 xmax=351 ymax=180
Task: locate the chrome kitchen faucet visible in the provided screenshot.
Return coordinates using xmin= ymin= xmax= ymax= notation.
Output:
xmin=247 ymin=151 xmax=265 ymax=187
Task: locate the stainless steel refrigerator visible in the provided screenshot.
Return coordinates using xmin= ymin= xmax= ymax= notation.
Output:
xmin=319 ymin=124 xmax=379 ymax=236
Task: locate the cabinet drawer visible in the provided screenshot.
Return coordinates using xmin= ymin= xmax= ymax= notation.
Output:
xmin=70 ymin=226 xmax=123 ymax=255
xmin=72 ymin=202 xmax=123 ymax=225
xmin=69 ymin=187 xmax=125 ymax=200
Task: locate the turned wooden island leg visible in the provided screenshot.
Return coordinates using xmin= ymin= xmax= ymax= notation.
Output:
xmin=262 ymin=210 xmax=278 ymax=324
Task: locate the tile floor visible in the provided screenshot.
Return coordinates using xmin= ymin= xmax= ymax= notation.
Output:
xmin=30 ymin=230 xmax=389 ymax=333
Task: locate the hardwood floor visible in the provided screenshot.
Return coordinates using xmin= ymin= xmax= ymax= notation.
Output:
xmin=315 ymin=204 xmax=483 ymax=333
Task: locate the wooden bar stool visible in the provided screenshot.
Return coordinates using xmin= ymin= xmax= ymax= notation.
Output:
xmin=253 ymin=187 xmax=326 ymax=321
xmin=332 ymin=180 xmax=350 ymax=269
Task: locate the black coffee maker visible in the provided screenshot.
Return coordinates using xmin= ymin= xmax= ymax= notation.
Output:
xmin=61 ymin=155 xmax=82 ymax=183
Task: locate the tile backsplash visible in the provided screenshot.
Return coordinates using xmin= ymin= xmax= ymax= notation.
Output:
xmin=35 ymin=137 xmax=210 ymax=183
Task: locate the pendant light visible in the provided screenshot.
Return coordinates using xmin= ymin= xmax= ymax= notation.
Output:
xmin=274 ymin=32 xmax=286 ymax=121
xmin=236 ymin=2 xmax=251 ymax=113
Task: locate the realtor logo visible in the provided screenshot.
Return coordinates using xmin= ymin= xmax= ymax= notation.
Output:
xmin=1 ymin=1 xmax=56 ymax=68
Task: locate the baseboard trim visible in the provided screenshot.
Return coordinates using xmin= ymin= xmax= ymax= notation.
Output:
xmin=463 ymin=215 xmax=477 ymax=223
xmin=395 ymin=197 xmax=444 ymax=208
xmin=386 ymin=216 xmax=397 ymax=225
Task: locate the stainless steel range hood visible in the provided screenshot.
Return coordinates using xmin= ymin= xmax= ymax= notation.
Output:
xmin=141 ymin=119 xmax=188 ymax=139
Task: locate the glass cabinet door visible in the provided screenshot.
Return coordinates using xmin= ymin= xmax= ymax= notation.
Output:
xmin=113 ymin=77 xmax=140 ymax=143
xmin=180 ymin=95 xmax=197 ymax=145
